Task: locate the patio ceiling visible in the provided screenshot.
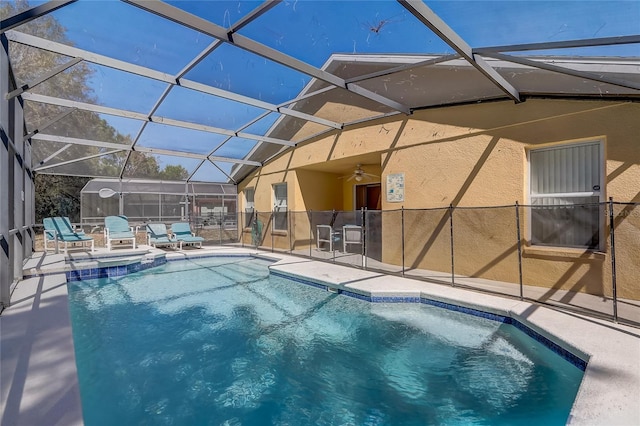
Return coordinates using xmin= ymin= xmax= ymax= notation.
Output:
xmin=2 ymin=0 xmax=639 ymax=184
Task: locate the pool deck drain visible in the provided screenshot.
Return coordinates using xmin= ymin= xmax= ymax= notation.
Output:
xmin=2 ymin=247 xmax=639 ymax=425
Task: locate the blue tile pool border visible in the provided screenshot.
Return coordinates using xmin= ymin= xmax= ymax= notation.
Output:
xmin=270 ymin=269 xmax=588 ymax=371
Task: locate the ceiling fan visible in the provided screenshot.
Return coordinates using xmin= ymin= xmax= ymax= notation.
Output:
xmin=339 ymin=164 xmax=379 ymax=182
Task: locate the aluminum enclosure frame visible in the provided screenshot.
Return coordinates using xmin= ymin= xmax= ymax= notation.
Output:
xmin=2 ymin=0 xmax=638 ymax=185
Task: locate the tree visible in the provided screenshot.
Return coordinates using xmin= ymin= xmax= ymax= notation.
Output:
xmin=34 ymin=174 xmax=89 ymax=223
xmin=3 ymin=1 xmax=193 ymax=223
xmin=160 ymin=164 xmax=189 ymax=180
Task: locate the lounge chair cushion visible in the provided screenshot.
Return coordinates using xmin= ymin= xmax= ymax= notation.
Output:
xmin=104 ymin=215 xmax=136 ymax=250
xmin=44 ymin=217 xmax=87 ymax=239
xmin=170 ymin=222 xmax=204 ymax=246
xmin=43 ymin=217 xmax=94 ymax=253
xmin=53 ymin=217 xmax=86 ymax=236
xmin=146 ymin=223 xmax=177 ymax=247
xmin=104 ymin=216 xmax=135 ymax=238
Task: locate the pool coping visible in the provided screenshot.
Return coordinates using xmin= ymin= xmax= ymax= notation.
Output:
xmin=268 ymin=269 xmax=588 ymax=371
xmin=2 ymin=248 xmax=639 ymax=425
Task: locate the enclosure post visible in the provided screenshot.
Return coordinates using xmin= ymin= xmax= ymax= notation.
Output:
xmin=219 ymin=211 xmax=222 ymax=246
xmin=118 ymin=179 xmax=124 ymax=216
xmin=608 ymin=197 xmax=618 ymax=323
xmin=332 ymin=209 xmax=336 ymax=263
xmin=401 ymin=206 xmax=405 ymax=277
xmin=362 ymin=207 xmax=366 ymax=269
xmin=288 ymin=209 xmax=293 ymax=253
xmin=449 ymin=203 xmax=455 ymax=286
xmin=240 ymin=209 xmax=244 ymax=248
xmin=515 ymin=201 xmax=524 ymax=300
xmin=271 ymin=210 xmax=274 ymax=253
xmin=309 ymin=210 xmax=313 ymax=259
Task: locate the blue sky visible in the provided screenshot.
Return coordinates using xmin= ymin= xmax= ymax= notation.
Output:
xmin=11 ymin=0 xmax=640 ymax=180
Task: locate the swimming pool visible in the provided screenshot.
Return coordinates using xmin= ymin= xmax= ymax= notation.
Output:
xmin=68 ymin=256 xmax=583 ymax=425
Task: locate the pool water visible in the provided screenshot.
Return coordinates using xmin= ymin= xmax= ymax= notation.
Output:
xmin=68 ymin=257 xmax=583 ymax=425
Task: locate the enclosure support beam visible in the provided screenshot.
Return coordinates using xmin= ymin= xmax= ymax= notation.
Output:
xmin=34 ymin=149 xmax=123 ymax=172
xmin=209 ymin=160 xmax=236 ymax=184
xmin=474 ymin=34 xmax=640 ymax=54
xmin=23 ymin=107 xmax=76 ymax=141
xmin=31 ymin=134 xmax=128 ymax=150
xmin=208 ymin=155 xmax=261 ymax=167
xmin=226 ymin=0 xmax=281 ymax=36
xmin=123 ymin=0 xmax=412 ymax=114
xmin=398 ymin=0 xmax=521 ymax=103
xmin=121 ymin=40 xmax=227 ymax=178
xmin=30 ymin=133 xmax=262 ymax=167
xmin=36 ymin=143 xmax=72 ymax=167
xmin=192 ymin=110 xmax=273 ymax=182
xmin=481 ymin=52 xmax=640 ymax=92
xmin=345 ymin=54 xmax=460 ymax=84
xmin=6 ymin=57 xmax=83 ymax=100
xmin=0 ymin=0 xmax=76 ymax=34
xmin=21 ymin=93 xmax=296 ymax=146
xmin=7 ymin=31 xmax=342 ymax=129
xmin=1 ymin=32 xmax=32 ymax=306
xmin=277 ymin=86 xmax=336 ymax=108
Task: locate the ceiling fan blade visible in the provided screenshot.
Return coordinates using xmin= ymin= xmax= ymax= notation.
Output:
xmin=346 ymin=175 xmax=355 ymax=182
xmin=363 ymin=173 xmax=379 ymax=178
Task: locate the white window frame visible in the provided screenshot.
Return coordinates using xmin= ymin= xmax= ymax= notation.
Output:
xmin=272 ymin=183 xmax=288 ymax=231
xmin=526 ymin=139 xmax=605 ymax=250
xmin=244 ymin=187 xmax=255 ymax=228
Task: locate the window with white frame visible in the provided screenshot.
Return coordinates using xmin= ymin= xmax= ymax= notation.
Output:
xmin=273 ymin=183 xmax=288 ymax=231
xmin=529 ymin=140 xmax=604 ymax=249
xmin=244 ymin=188 xmax=255 ymax=228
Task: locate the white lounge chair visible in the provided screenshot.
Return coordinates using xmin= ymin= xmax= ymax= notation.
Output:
xmin=170 ymin=222 xmax=204 ymax=249
xmin=104 ymin=215 xmax=136 ymax=251
xmin=146 ymin=223 xmax=178 ymax=249
xmin=43 ymin=217 xmax=94 ymax=254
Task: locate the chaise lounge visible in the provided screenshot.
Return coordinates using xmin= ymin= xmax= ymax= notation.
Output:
xmin=146 ymin=223 xmax=178 ymax=249
xmin=104 ymin=215 xmax=136 ymax=251
xmin=43 ymin=216 xmax=94 ymax=254
xmin=170 ymin=222 xmax=204 ymax=249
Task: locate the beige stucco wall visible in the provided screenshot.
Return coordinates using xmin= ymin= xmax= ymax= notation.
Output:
xmin=238 ymin=99 xmax=640 ymax=299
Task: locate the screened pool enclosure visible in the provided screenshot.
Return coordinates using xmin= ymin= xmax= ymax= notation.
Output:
xmin=80 ymin=178 xmax=237 ymax=228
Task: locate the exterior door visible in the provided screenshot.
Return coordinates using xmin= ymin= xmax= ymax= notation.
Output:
xmin=355 ymin=183 xmax=381 ymax=210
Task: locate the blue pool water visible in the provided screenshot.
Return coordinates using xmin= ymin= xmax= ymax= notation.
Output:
xmin=68 ymin=257 xmax=583 ymax=425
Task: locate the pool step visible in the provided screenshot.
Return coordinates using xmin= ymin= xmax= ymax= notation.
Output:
xmin=69 ymin=256 xmax=143 ymax=269
xmin=23 ymin=251 xmax=166 ymax=280
xmin=68 ymin=251 xmax=164 ymax=270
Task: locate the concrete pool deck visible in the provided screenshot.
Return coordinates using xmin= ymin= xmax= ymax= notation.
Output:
xmin=2 ymin=246 xmax=639 ymax=425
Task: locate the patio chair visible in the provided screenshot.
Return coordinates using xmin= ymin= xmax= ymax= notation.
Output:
xmin=316 ymin=211 xmax=341 ymax=251
xmin=43 ymin=217 xmax=94 ymax=254
xmin=170 ymin=222 xmax=204 ymax=249
xmin=146 ymin=223 xmax=178 ymax=249
xmin=317 ymin=225 xmax=343 ymax=251
xmin=104 ymin=215 xmax=136 ymax=251
xmin=342 ymin=224 xmax=363 ymax=253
